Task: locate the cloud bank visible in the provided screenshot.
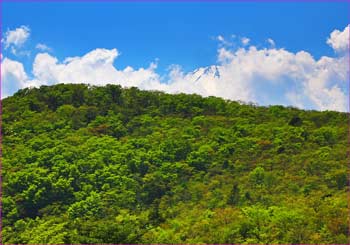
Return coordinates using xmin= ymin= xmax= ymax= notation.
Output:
xmin=1 ymin=25 xmax=349 ymax=112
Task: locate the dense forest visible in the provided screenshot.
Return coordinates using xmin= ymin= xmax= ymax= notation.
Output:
xmin=2 ymin=83 xmax=349 ymax=244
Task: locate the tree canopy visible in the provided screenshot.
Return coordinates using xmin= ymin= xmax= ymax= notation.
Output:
xmin=2 ymin=83 xmax=349 ymax=244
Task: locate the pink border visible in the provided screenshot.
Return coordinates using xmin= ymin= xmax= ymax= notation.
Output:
xmin=0 ymin=0 xmax=349 ymax=244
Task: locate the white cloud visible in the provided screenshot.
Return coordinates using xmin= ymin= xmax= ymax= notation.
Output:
xmin=2 ymin=26 xmax=30 ymax=55
xmin=9 ymin=46 xmax=31 ymax=57
xmin=241 ymin=37 xmax=250 ymax=46
xmin=2 ymin=25 xmax=349 ymax=112
xmin=164 ymin=64 xmax=253 ymax=102
xmin=216 ymin=35 xmax=233 ymax=47
xmin=163 ymin=30 xmax=349 ymax=111
xmin=327 ymin=25 xmax=349 ymax=53
xmin=267 ymin=38 xmax=275 ymax=47
xmin=302 ymin=55 xmax=349 ymax=111
xmin=217 ymin=48 xmax=235 ymax=63
xmin=35 ymin=43 xmax=52 ymax=52
xmin=30 ymin=48 xmax=161 ymax=90
xmin=1 ymin=57 xmax=28 ymax=98
xmin=217 ymin=35 xmax=225 ymax=42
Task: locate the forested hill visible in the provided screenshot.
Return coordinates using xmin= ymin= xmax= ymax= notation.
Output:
xmin=2 ymin=84 xmax=349 ymax=244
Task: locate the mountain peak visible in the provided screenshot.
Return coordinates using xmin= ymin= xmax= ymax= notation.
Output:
xmin=192 ymin=65 xmax=221 ymax=82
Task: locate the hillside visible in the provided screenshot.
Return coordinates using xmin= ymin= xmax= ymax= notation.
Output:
xmin=2 ymin=83 xmax=349 ymax=244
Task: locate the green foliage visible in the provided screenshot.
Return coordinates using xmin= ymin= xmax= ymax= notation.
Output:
xmin=2 ymin=84 xmax=349 ymax=243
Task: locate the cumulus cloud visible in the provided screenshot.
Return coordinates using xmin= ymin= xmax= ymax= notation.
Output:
xmin=217 ymin=48 xmax=235 ymax=63
xmin=2 ymin=25 xmax=349 ymax=112
xmin=1 ymin=57 xmax=28 ymax=98
xmin=2 ymin=26 xmax=30 ymax=55
xmin=327 ymin=25 xmax=349 ymax=53
xmin=163 ymin=45 xmax=348 ymax=111
xmin=35 ymin=43 xmax=52 ymax=52
xmin=29 ymin=48 xmax=161 ymax=91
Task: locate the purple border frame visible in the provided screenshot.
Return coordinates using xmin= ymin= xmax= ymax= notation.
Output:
xmin=0 ymin=0 xmax=349 ymax=244
xmin=1 ymin=1 xmax=3 ymax=244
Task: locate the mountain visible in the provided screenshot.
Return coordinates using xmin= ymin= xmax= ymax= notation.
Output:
xmin=191 ymin=65 xmax=221 ymax=82
xmin=2 ymin=83 xmax=349 ymax=244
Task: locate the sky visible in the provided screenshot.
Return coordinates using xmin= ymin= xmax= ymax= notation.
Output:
xmin=1 ymin=1 xmax=349 ymax=112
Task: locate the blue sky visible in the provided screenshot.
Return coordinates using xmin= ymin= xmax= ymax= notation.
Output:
xmin=2 ymin=1 xmax=350 ymax=111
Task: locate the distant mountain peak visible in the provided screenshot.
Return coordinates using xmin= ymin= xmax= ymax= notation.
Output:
xmin=192 ymin=65 xmax=221 ymax=82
